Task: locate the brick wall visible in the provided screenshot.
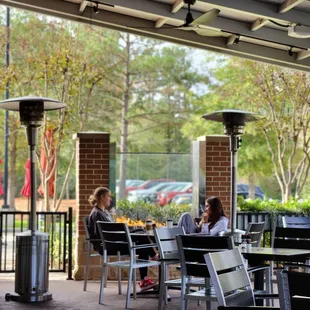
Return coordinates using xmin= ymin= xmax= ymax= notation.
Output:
xmin=205 ymin=136 xmax=231 ymax=226
xmin=73 ymin=132 xmax=110 ymax=280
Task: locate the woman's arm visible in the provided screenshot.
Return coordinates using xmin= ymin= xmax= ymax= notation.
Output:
xmin=209 ymin=217 xmax=229 ymax=236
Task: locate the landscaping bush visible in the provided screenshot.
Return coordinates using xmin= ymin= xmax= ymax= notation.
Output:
xmin=237 ymin=196 xmax=310 ymax=215
xmin=116 ymin=200 xmax=191 ymax=223
xmin=116 ymin=197 xmax=310 ymax=224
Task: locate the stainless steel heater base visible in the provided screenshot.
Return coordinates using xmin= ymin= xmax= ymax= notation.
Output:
xmin=6 ymin=230 xmax=52 ymax=303
xmin=6 ymin=292 xmax=52 ymax=302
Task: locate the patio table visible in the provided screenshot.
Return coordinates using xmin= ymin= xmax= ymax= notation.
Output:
xmin=241 ymin=247 xmax=310 ymax=305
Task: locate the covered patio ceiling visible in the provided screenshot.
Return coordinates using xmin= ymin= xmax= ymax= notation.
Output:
xmin=1 ymin=0 xmax=310 ymax=72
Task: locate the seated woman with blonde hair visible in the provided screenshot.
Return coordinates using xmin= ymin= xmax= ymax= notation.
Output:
xmin=177 ymin=196 xmax=228 ymax=235
xmin=88 ymin=186 xmax=158 ymax=291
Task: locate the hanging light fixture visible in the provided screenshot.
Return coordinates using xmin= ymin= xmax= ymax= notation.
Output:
xmin=1 ymin=96 xmax=66 ymax=303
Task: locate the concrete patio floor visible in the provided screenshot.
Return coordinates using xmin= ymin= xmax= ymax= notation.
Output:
xmin=0 ymin=273 xmax=220 ymax=310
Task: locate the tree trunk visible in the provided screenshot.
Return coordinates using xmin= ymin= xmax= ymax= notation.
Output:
xmin=248 ymin=172 xmax=255 ymax=200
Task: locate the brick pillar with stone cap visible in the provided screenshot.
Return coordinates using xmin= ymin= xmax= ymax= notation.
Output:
xmin=205 ymin=136 xmax=231 ymax=225
xmin=73 ymin=132 xmax=110 ymax=280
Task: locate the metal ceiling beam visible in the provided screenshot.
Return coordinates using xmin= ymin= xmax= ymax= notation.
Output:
xmin=279 ymin=0 xmax=306 ymax=14
xmin=1 ymin=0 xmax=310 ymax=72
xmin=202 ymin=0 xmax=310 ymax=26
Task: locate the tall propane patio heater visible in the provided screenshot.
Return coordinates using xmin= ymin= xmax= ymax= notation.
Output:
xmin=202 ymin=110 xmax=262 ymax=236
xmin=0 ymin=96 xmax=66 ymax=302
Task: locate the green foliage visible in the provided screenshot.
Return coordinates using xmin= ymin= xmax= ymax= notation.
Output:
xmin=237 ymin=196 xmax=310 ymax=215
xmin=116 ymin=199 xmax=191 ymax=223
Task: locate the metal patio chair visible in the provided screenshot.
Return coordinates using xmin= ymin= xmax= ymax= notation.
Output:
xmin=96 ymin=221 xmax=160 ymax=309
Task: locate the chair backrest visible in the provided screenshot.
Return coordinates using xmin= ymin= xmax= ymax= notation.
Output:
xmin=204 ymin=248 xmax=255 ymax=307
xmin=272 ymin=227 xmax=310 ymax=249
xmin=245 ymin=222 xmax=266 ymax=247
xmin=277 ymin=270 xmax=310 ymax=310
xmin=154 ymin=226 xmax=185 ymax=260
xmin=282 ymin=216 xmax=310 ymax=228
xmin=83 ymin=216 xmax=91 ymax=239
xmin=176 ymin=234 xmax=234 ymax=278
xmin=96 ymin=221 xmax=131 ymax=258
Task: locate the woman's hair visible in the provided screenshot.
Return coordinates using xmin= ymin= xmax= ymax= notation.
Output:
xmin=88 ymin=187 xmax=111 ymax=207
xmin=206 ymin=196 xmax=226 ymax=229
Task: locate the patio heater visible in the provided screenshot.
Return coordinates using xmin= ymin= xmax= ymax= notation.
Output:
xmin=202 ymin=110 xmax=262 ymax=236
xmin=0 ymin=96 xmax=66 ymax=302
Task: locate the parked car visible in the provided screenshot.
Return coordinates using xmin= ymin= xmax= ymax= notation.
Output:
xmin=171 ymin=193 xmax=193 ymax=206
xmin=157 ymin=182 xmax=192 ymax=207
xmin=125 ymin=178 xmax=176 ymax=196
xmin=116 ymin=179 xmax=144 ymax=196
xmin=127 ymin=182 xmax=175 ymax=203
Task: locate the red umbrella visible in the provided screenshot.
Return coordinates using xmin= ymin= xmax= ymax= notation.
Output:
xmin=21 ymin=158 xmax=31 ymax=197
xmin=0 ymin=159 xmax=4 ymax=196
xmin=38 ymin=128 xmax=56 ymax=197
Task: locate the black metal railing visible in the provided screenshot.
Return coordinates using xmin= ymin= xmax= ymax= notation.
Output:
xmin=0 ymin=208 xmax=73 ymax=278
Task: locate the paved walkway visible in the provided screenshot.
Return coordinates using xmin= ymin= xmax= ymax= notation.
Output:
xmin=0 ymin=273 xmax=220 ymax=310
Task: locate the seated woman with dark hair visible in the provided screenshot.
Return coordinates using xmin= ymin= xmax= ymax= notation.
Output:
xmin=88 ymin=186 xmax=158 ymax=291
xmin=177 ymin=196 xmax=228 ymax=235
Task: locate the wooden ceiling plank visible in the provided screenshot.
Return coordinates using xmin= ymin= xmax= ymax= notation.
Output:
xmin=79 ymin=0 xmax=88 ymax=13
xmin=1 ymin=0 xmax=310 ymax=72
xmin=172 ymin=0 xmax=184 ymax=14
xmin=3 ymin=0 xmax=310 ymax=50
xmin=251 ymin=18 xmax=269 ymax=31
xmin=227 ymin=35 xmax=238 ymax=46
xmin=155 ymin=17 xmax=167 ymax=28
xmin=279 ymin=0 xmax=306 ymax=14
xmin=297 ymin=50 xmax=310 ymax=60
xmin=202 ymin=0 xmax=310 ymax=26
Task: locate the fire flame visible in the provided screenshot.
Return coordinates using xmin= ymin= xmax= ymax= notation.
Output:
xmin=116 ymin=216 xmax=165 ymax=227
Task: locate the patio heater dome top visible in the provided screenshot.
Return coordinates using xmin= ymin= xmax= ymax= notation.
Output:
xmin=202 ymin=109 xmax=263 ymax=136
xmin=0 ymin=96 xmax=66 ymax=127
xmin=0 ymin=96 xmax=66 ymax=111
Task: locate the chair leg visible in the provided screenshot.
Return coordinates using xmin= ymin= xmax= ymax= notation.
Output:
xmin=133 ymin=269 xmax=137 ymax=299
xmin=83 ymin=252 xmax=90 ymax=291
xmin=117 ymin=252 xmax=122 ymax=294
xmin=205 ymin=277 xmax=211 ymax=310
xmin=99 ymin=264 xmax=106 ymax=305
xmin=158 ymin=262 xmax=165 ymax=310
xmin=104 ymin=265 xmax=109 ymax=288
xmin=117 ymin=267 xmax=122 ymax=295
xmin=269 ymin=262 xmax=274 ymax=307
xmin=185 ymin=283 xmax=190 ymax=310
xmin=164 ymin=263 xmax=168 ymax=305
xmin=197 ymin=287 xmax=201 ymax=306
xmin=126 ymin=267 xmax=134 ymax=309
xmin=265 ymin=266 xmax=271 ymax=306
xmin=180 ymin=275 xmax=186 ymax=310
xmin=206 ymin=300 xmax=211 ymax=310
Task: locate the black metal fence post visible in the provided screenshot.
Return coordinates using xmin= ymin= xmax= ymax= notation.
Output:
xmin=67 ymin=207 xmax=73 ymax=280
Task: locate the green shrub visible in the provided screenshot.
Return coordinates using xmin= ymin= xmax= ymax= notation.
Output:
xmin=117 ymin=197 xmax=310 ymax=223
xmin=237 ymin=196 xmax=310 ymax=214
xmin=116 ymin=200 xmax=191 ymax=223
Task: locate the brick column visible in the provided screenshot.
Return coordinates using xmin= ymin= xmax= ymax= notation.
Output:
xmin=205 ymin=136 xmax=231 ymax=227
xmin=73 ymin=132 xmax=110 ymax=280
